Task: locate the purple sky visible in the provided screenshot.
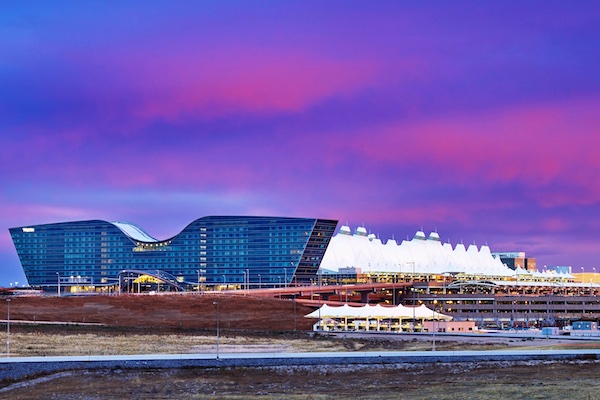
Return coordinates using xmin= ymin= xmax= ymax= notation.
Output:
xmin=2 ymin=1 xmax=600 ymax=286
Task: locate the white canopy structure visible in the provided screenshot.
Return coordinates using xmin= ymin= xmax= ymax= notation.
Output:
xmin=305 ymin=303 xmax=453 ymax=332
xmin=513 ymin=267 xmax=575 ymax=281
xmin=305 ymin=303 xmax=453 ymax=321
xmin=320 ymin=226 xmax=515 ymax=278
xmin=111 ymin=221 xmax=158 ymax=242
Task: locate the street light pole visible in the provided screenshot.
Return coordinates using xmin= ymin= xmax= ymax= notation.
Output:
xmin=412 ymin=288 xmax=416 ymax=330
xmin=318 ymin=269 xmax=322 ymax=305
xmin=258 ymin=274 xmax=261 ymax=289
xmin=56 ymin=272 xmax=60 ymax=297
xmin=293 ymin=295 xmax=297 ymax=332
xmin=432 ymin=299 xmax=438 ymax=351
xmin=346 ymin=285 xmax=348 ymax=303
xmin=197 ymin=270 xmax=200 ymax=294
xmin=6 ymin=298 xmax=10 ymax=357
xmin=242 ymin=271 xmax=246 ymax=296
xmin=213 ymin=301 xmax=220 ymax=359
xmin=318 ymin=270 xmax=322 ymax=330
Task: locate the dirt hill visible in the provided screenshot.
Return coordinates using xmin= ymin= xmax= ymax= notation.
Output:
xmin=0 ymin=293 xmax=316 ymax=331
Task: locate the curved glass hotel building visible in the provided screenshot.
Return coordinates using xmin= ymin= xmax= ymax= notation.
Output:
xmin=9 ymin=216 xmax=338 ymax=293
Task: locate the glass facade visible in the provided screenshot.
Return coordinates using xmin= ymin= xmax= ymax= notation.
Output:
xmin=9 ymin=216 xmax=338 ymax=290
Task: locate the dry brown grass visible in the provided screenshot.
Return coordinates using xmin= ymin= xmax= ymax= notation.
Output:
xmin=2 ymin=295 xmax=600 ymax=398
xmin=0 ymin=294 xmax=317 ymax=331
xmin=1 ymin=321 xmax=597 ymax=357
xmin=3 ymin=360 xmax=600 ymax=399
xmin=4 ymin=326 xmax=597 ymax=358
xmin=2 ymin=325 xmax=510 ymax=357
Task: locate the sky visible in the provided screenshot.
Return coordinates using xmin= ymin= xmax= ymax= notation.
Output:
xmin=1 ymin=1 xmax=600 ymax=286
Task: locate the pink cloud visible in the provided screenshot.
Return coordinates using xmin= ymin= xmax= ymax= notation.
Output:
xmin=320 ymin=202 xmax=474 ymax=233
xmin=102 ymin=48 xmax=380 ymax=121
xmin=540 ymin=217 xmax=573 ymax=233
xmin=0 ymin=202 xmax=96 ymax=253
xmin=0 ymin=203 xmax=96 ymax=225
xmin=333 ymin=97 xmax=600 ymax=206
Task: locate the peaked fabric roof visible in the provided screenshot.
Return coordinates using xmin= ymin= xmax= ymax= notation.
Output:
xmin=305 ymin=303 xmax=453 ymax=321
xmin=321 ymin=226 xmax=514 ymax=277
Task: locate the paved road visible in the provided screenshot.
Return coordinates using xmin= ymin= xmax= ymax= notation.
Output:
xmin=0 ymin=348 xmax=599 ymax=381
xmin=1 ymin=348 xmax=600 ymax=364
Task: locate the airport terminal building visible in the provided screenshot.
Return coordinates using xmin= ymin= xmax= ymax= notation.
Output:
xmin=9 ymin=216 xmax=338 ymax=292
xmin=10 ymin=217 xmax=600 ymax=327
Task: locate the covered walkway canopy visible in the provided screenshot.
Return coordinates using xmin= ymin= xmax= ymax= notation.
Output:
xmin=305 ymin=303 xmax=452 ymax=332
xmin=117 ymin=269 xmax=186 ymax=292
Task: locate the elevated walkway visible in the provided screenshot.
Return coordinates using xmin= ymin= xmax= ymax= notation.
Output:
xmin=118 ymin=270 xmax=186 ymax=292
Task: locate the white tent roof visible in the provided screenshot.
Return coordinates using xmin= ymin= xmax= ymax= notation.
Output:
xmin=305 ymin=303 xmax=453 ymax=321
xmin=320 ymin=227 xmax=516 ymax=278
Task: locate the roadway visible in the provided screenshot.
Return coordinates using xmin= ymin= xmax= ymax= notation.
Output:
xmin=2 ymin=348 xmax=600 ymax=363
xmin=211 ymin=281 xmax=412 ymax=304
xmin=0 ymin=348 xmax=599 ymax=382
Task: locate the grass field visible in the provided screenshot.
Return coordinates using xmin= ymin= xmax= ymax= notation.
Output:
xmin=0 ymin=324 xmax=509 ymax=357
xmin=2 ymin=359 xmax=600 ymax=399
xmin=1 ymin=294 xmax=600 ymax=398
xmin=4 ymin=322 xmax=597 ymax=357
xmin=1 ymin=325 xmax=600 ymax=399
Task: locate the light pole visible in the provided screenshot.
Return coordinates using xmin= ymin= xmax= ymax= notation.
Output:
xmin=258 ymin=274 xmax=261 ymax=289
xmin=196 ymin=270 xmax=200 ymax=293
xmin=56 ymin=272 xmax=60 ymax=297
xmin=213 ymin=301 xmax=220 ymax=359
xmin=345 ymin=283 xmax=349 ymax=303
xmin=318 ymin=270 xmax=322 ymax=330
xmin=293 ymin=294 xmax=297 ymax=332
xmin=245 ymin=269 xmax=249 ymax=291
xmin=318 ymin=269 xmax=322 ymax=306
xmin=6 ymin=298 xmax=10 ymax=356
xmin=412 ymin=287 xmax=416 ymax=330
xmin=222 ymin=275 xmax=226 ymax=290
xmin=442 ymin=273 xmax=447 ymax=294
xmin=432 ymin=299 xmax=438 ymax=351
xmin=242 ymin=271 xmax=247 ymax=296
